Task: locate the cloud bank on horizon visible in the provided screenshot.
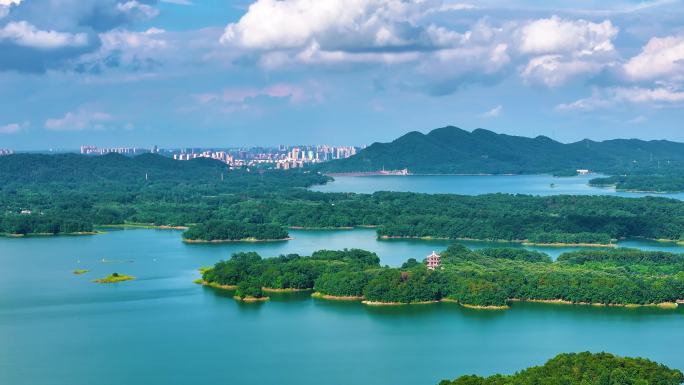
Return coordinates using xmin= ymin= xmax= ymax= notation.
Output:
xmin=1 ymin=0 xmax=683 ymax=149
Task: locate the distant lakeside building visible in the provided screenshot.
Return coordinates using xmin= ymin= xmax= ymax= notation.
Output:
xmin=426 ymin=251 xmax=441 ymax=270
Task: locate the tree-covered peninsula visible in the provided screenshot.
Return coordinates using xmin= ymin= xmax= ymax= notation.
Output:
xmin=210 ymin=192 xmax=684 ymax=244
xmin=438 ymin=352 xmax=684 ymax=385
xmin=590 ymin=174 xmax=684 ymax=193
xmin=200 ymin=246 xmax=684 ymax=307
xmin=0 ymin=153 xmax=328 ymax=238
xmin=182 ymin=220 xmax=289 ymax=242
xmin=4 ymin=153 xmax=684 ymax=244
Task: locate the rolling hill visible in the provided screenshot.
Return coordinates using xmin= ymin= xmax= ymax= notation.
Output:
xmin=319 ymin=126 xmax=684 ymax=174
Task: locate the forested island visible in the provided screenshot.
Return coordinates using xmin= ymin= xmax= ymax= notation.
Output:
xmin=438 ymin=352 xmax=684 ymax=385
xmin=4 ymin=153 xmax=684 ymax=244
xmin=199 ymin=246 xmax=684 ymax=308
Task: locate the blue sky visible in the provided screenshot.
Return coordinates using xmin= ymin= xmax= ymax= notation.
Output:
xmin=1 ymin=0 xmax=684 ymax=150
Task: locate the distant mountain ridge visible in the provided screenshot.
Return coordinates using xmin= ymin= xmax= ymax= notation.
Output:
xmin=319 ymin=126 xmax=684 ymax=174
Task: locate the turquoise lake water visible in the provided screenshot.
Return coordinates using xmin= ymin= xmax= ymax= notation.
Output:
xmin=311 ymin=174 xmax=684 ymax=199
xmin=1 ymin=227 xmax=684 ymax=385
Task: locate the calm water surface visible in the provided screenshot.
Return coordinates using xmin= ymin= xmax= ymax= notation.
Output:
xmin=311 ymin=174 xmax=684 ymax=199
xmin=1 ymin=228 xmax=684 ymax=385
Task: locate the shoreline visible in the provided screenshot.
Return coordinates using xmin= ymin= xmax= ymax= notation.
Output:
xmin=99 ymin=223 xmax=190 ymax=230
xmin=234 ymin=296 xmax=269 ymax=302
xmin=290 ymin=225 xmax=378 ymax=230
xmin=311 ymin=292 xmax=363 ymax=301
xmin=440 ymin=298 xmax=510 ymax=310
xmin=509 ymin=298 xmax=679 ymax=309
xmin=323 ymin=172 xmax=603 ymax=178
xmin=379 ymin=235 xmax=617 ymax=247
xmin=195 ymin=280 xmax=238 ymax=290
xmin=521 ymin=242 xmax=616 ymax=248
xmin=2 ymin=231 xmax=101 ymax=238
xmin=362 ymin=300 xmax=439 ymax=306
xmin=290 ymin=226 xmax=354 ymax=230
xmin=262 ymin=287 xmax=312 ymax=293
xmin=183 ymin=237 xmax=293 ymax=243
xmin=588 ymin=183 xmax=682 ymax=194
xmin=198 ymin=283 xmax=680 ymax=310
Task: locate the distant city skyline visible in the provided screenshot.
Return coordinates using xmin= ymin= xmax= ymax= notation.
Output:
xmin=72 ymin=143 xmax=360 ymax=169
xmin=1 ymin=1 xmax=684 ymax=150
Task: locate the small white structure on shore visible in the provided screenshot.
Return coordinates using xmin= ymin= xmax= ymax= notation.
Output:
xmin=576 ymin=169 xmax=590 ymax=175
xmin=426 ymin=251 xmax=441 ymax=270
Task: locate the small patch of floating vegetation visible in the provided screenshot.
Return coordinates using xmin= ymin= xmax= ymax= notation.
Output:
xmin=93 ymin=272 xmax=135 ymax=283
xmin=73 ymin=269 xmax=90 ymax=275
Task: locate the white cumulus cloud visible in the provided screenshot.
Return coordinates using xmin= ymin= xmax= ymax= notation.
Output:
xmin=45 ymin=109 xmax=113 ymax=131
xmin=220 ymin=4 xmax=623 ymax=91
xmin=221 ymin=0 xmax=438 ymax=51
xmin=517 ymin=16 xmax=618 ymax=87
xmin=0 ymin=21 xmax=87 ymax=49
xmin=623 ymin=35 xmax=684 ymax=82
xmin=518 ymin=16 xmax=617 ymax=56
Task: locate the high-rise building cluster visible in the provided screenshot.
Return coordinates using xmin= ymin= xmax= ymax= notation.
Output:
xmin=173 ymin=151 xmax=234 ymax=164
xmin=275 ymin=145 xmax=357 ymax=169
xmin=167 ymin=145 xmax=359 ymax=169
xmin=80 ymin=146 xmax=159 ymax=155
xmin=0 ymin=149 xmax=13 ymax=156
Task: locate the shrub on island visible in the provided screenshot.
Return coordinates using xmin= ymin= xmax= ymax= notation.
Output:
xmin=94 ymin=272 xmax=135 ymax=283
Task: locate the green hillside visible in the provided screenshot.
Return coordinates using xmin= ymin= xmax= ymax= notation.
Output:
xmin=320 ymin=126 xmax=684 ymax=174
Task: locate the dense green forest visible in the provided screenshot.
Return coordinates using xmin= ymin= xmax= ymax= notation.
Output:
xmin=319 ymin=126 xmax=684 ymax=175
xmin=218 ymin=192 xmax=684 ymax=243
xmin=201 ymin=245 xmax=684 ymax=306
xmin=202 ymin=249 xmax=380 ymax=299
xmin=438 ymin=352 xmax=684 ymax=385
xmin=4 ymin=153 xmax=684 ymax=243
xmin=590 ymin=174 xmax=684 ymax=193
xmin=0 ymin=153 xmax=327 ymax=238
xmin=182 ymin=220 xmax=289 ymax=241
